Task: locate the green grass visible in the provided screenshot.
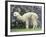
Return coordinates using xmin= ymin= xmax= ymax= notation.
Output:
xmin=11 ymin=28 xmax=42 ymax=32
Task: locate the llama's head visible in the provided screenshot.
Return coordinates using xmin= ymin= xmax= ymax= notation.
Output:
xmin=13 ymin=12 xmax=22 ymax=20
xmin=13 ymin=12 xmax=20 ymax=17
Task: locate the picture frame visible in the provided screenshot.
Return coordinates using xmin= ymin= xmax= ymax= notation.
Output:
xmin=5 ymin=1 xmax=45 ymax=36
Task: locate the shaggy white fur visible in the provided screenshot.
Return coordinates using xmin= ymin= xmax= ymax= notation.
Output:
xmin=13 ymin=12 xmax=38 ymax=29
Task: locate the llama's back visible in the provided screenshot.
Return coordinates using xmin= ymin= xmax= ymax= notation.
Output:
xmin=22 ymin=12 xmax=32 ymax=21
xmin=22 ymin=12 xmax=38 ymax=18
xmin=22 ymin=12 xmax=38 ymax=21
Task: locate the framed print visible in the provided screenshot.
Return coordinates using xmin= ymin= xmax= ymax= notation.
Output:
xmin=5 ymin=1 xmax=45 ymax=36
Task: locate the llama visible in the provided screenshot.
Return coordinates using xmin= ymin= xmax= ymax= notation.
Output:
xmin=13 ymin=12 xmax=39 ymax=29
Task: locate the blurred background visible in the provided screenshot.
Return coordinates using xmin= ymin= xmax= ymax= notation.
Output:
xmin=10 ymin=5 xmax=42 ymax=30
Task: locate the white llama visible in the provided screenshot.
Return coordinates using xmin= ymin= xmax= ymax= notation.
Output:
xmin=13 ymin=12 xmax=38 ymax=29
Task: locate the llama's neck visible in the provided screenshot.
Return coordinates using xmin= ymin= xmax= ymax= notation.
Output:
xmin=17 ymin=14 xmax=23 ymax=20
xmin=18 ymin=15 xmax=25 ymax=22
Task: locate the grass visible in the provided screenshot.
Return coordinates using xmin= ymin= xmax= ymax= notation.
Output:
xmin=11 ymin=27 xmax=42 ymax=32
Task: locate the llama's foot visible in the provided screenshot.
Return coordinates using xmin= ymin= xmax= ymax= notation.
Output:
xmin=33 ymin=25 xmax=35 ymax=30
xmin=26 ymin=26 xmax=29 ymax=29
xmin=26 ymin=20 xmax=29 ymax=29
xmin=33 ymin=25 xmax=37 ymax=30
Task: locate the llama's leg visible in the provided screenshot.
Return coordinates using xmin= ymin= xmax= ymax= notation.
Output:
xmin=32 ymin=21 xmax=35 ymax=29
xmin=33 ymin=25 xmax=37 ymax=30
xmin=26 ymin=20 xmax=29 ymax=29
xmin=33 ymin=21 xmax=38 ymax=30
xmin=35 ymin=21 xmax=38 ymax=28
xmin=33 ymin=25 xmax=35 ymax=30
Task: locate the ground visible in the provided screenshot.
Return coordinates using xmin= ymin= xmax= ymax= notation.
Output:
xmin=11 ymin=27 xmax=41 ymax=32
